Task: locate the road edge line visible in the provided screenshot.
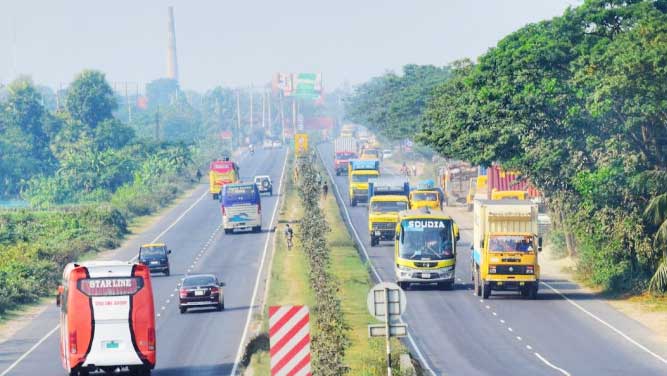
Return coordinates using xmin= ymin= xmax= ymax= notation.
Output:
xmin=541 ymin=281 xmax=667 ymax=366
xmin=534 ymin=352 xmax=571 ymax=376
xmin=316 ymin=146 xmax=437 ymax=376
xmin=230 ymin=149 xmax=289 ymax=376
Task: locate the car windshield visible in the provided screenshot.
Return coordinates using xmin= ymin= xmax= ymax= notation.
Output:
xmin=352 ymin=174 xmax=375 ymax=183
xmin=371 ymin=201 xmax=408 ymax=213
xmin=412 ymin=192 xmax=438 ymax=201
xmin=489 ymin=235 xmax=535 ymax=253
xmin=364 ymin=150 xmax=379 ymax=157
xmin=183 ymin=276 xmax=216 ymax=287
xmin=399 ymin=219 xmax=453 ymax=260
xmin=140 ymin=246 xmax=166 ymax=257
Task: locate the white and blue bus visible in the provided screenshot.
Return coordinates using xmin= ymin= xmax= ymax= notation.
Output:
xmin=220 ymin=183 xmax=262 ymax=234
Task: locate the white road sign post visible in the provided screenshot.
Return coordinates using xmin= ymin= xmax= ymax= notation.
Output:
xmin=367 ymin=282 xmax=407 ymax=376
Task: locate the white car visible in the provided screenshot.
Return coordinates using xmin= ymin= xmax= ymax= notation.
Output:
xmin=382 ymin=149 xmax=393 ymax=159
xmin=263 ymin=140 xmax=273 ymax=149
xmin=272 ymin=140 xmax=282 ymax=148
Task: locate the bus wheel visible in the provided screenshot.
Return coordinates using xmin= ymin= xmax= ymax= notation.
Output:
xmin=224 ymin=229 xmax=233 ymax=235
xmin=164 ymin=268 xmax=170 ymax=276
xmin=438 ymin=282 xmax=453 ymax=290
xmin=70 ymin=368 xmax=89 ymax=376
xmin=252 ymin=226 xmax=261 ymax=233
xmin=529 ymin=283 xmax=539 ymax=300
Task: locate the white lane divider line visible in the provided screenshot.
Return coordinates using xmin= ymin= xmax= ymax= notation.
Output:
xmin=542 ymin=281 xmax=667 ymax=365
xmin=508 ymin=327 xmax=513 ymax=332
xmin=492 ymin=312 xmax=497 ymax=316
xmin=485 ymin=305 xmax=490 ymax=309
xmin=535 ymin=352 xmax=571 ymax=376
xmin=315 ymin=148 xmax=437 ymax=376
xmin=230 ymin=150 xmax=289 ymax=376
xmin=500 ymin=319 xmax=506 ymax=324
xmin=0 ymin=186 xmax=213 ymax=376
xmin=526 ymin=345 xmax=533 ymax=350
xmin=516 ymin=336 xmax=522 ymax=341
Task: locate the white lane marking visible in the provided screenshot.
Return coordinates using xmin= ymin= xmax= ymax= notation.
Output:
xmin=500 ymin=319 xmax=505 ymax=324
xmin=508 ymin=327 xmax=513 ymax=332
xmin=542 ymin=281 xmax=667 ymax=365
xmin=0 ymin=326 xmax=59 ymax=376
xmin=534 ymin=352 xmax=571 ymax=376
xmin=485 ymin=305 xmax=490 ymax=309
xmin=0 ymin=185 xmax=213 ymax=376
xmin=230 ymin=150 xmax=289 ymax=376
xmin=516 ymin=336 xmax=522 ymax=341
xmin=316 ymin=148 xmax=437 ymax=376
xmin=492 ymin=312 xmax=497 ymax=316
xmin=526 ymin=345 xmax=533 ymax=350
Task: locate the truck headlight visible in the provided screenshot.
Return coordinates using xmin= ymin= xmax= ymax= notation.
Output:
xmin=397 ymin=265 xmax=412 ymax=272
xmin=489 ymin=265 xmax=497 ymax=274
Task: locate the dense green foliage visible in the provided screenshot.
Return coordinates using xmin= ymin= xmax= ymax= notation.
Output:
xmin=348 ymin=0 xmax=667 ymax=293
xmin=345 ymin=64 xmax=451 ymax=141
xmin=0 ymin=70 xmax=232 ymax=313
xmin=296 ymin=155 xmax=350 ymax=375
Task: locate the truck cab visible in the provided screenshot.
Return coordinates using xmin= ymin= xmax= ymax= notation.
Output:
xmin=347 ymin=159 xmax=380 ymax=206
xmin=360 ymin=148 xmax=380 ymax=161
xmin=367 ymin=178 xmax=410 ymax=247
xmin=472 ymin=200 xmax=541 ymax=299
xmin=394 ymin=208 xmax=460 ymax=290
xmin=409 ymin=180 xmax=441 ymax=210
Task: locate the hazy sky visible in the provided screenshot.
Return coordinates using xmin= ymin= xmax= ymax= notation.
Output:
xmin=0 ymin=0 xmax=582 ymax=92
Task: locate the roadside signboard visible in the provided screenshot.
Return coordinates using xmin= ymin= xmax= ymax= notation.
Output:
xmin=295 ymin=133 xmax=309 ymax=157
xmin=367 ymin=282 xmax=408 ymax=376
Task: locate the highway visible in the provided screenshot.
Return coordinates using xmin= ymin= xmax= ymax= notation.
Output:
xmin=319 ymin=142 xmax=667 ymax=376
xmin=0 ymin=147 xmax=287 ymax=376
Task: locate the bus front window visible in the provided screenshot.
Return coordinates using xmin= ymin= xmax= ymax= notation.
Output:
xmin=398 ymin=220 xmax=454 ymax=260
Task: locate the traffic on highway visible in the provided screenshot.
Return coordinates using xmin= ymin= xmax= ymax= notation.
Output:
xmin=2 ymin=2 xmax=667 ymax=376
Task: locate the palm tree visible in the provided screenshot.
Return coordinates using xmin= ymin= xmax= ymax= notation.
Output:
xmin=643 ymin=193 xmax=667 ymax=294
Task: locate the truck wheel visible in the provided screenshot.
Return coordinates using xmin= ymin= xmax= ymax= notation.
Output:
xmin=482 ymin=281 xmax=491 ymax=299
xmin=180 ymin=307 xmax=187 ymax=314
xmin=213 ymin=193 xmax=219 ymax=200
xmin=253 ymin=226 xmax=262 ymax=233
xmin=350 ymin=198 xmax=357 ymax=207
xmin=224 ymin=228 xmax=233 ymax=235
xmin=520 ymin=286 xmax=530 ymax=297
xmin=164 ymin=268 xmax=170 ymax=277
xmin=397 ymin=282 xmax=408 ymax=290
xmin=336 ymin=171 xmax=340 ymax=176
xmin=474 ymin=269 xmax=481 ymax=296
xmin=529 ymin=283 xmax=539 ymax=300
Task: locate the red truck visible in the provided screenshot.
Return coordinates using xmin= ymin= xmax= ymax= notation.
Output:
xmin=334 ymin=137 xmax=358 ymax=176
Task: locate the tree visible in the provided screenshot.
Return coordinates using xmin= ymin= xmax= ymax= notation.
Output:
xmin=66 ymin=70 xmax=117 ymax=128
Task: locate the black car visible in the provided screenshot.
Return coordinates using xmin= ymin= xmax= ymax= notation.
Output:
xmin=179 ymin=274 xmax=225 ymax=314
xmin=139 ymin=243 xmax=171 ymax=276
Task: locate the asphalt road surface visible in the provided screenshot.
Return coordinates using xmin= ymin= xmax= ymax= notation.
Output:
xmin=319 ymin=142 xmax=667 ymax=376
xmin=0 ymin=146 xmax=287 ymax=376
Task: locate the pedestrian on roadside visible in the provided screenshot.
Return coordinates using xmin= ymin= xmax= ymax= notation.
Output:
xmin=322 ymin=181 xmax=329 ymax=199
xmin=412 ymin=165 xmax=418 ymax=177
xmin=196 ymin=168 xmax=202 ymax=182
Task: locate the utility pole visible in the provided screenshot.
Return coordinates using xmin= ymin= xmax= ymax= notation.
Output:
xmin=155 ymin=104 xmax=161 ymax=141
xmin=249 ymin=89 xmax=254 ymax=132
xmin=279 ymin=92 xmax=286 ymax=143
xmin=125 ymin=82 xmax=132 ymax=123
xmin=236 ymin=90 xmax=242 ymax=146
xmin=267 ymin=90 xmax=273 ymax=138
xmin=292 ymin=97 xmax=297 ymax=134
xmin=261 ymin=90 xmax=266 ymax=132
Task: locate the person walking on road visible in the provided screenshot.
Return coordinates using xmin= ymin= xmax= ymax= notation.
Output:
xmin=322 ymin=181 xmax=329 ymax=199
xmin=196 ymin=168 xmax=202 ymax=183
xmin=284 ymin=224 xmax=294 ymax=250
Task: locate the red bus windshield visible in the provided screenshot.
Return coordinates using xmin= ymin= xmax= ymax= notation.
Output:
xmin=210 ymin=161 xmax=234 ymax=173
xmin=78 ymin=277 xmax=144 ymax=297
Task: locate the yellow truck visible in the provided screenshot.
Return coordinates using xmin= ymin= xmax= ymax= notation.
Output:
xmin=209 ymin=159 xmax=240 ymax=200
xmin=360 ymin=148 xmax=380 ymax=161
xmin=367 ymin=178 xmax=410 ymax=247
xmin=409 ymin=180 xmax=442 ymax=210
xmin=394 ymin=208 xmax=460 ymax=290
xmin=466 ymin=175 xmax=488 ymax=211
xmin=490 ymin=189 xmax=527 ymax=200
xmin=348 ymin=159 xmax=380 ymax=206
xmin=472 ymin=200 xmax=542 ymax=299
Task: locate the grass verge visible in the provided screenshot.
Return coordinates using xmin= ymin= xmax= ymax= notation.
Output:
xmin=244 ymin=156 xmax=411 ymax=375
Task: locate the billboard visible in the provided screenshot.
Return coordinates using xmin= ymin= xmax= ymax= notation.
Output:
xmin=272 ymin=73 xmax=323 ymax=99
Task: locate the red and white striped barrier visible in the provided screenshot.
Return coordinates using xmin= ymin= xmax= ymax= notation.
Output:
xmin=269 ymin=305 xmax=311 ymax=376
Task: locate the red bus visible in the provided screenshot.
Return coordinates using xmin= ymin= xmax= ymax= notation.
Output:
xmin=209 ymin=159 xmax=240 ymax=200
xmin=57 ymin=261 xmax=156 ymax=376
